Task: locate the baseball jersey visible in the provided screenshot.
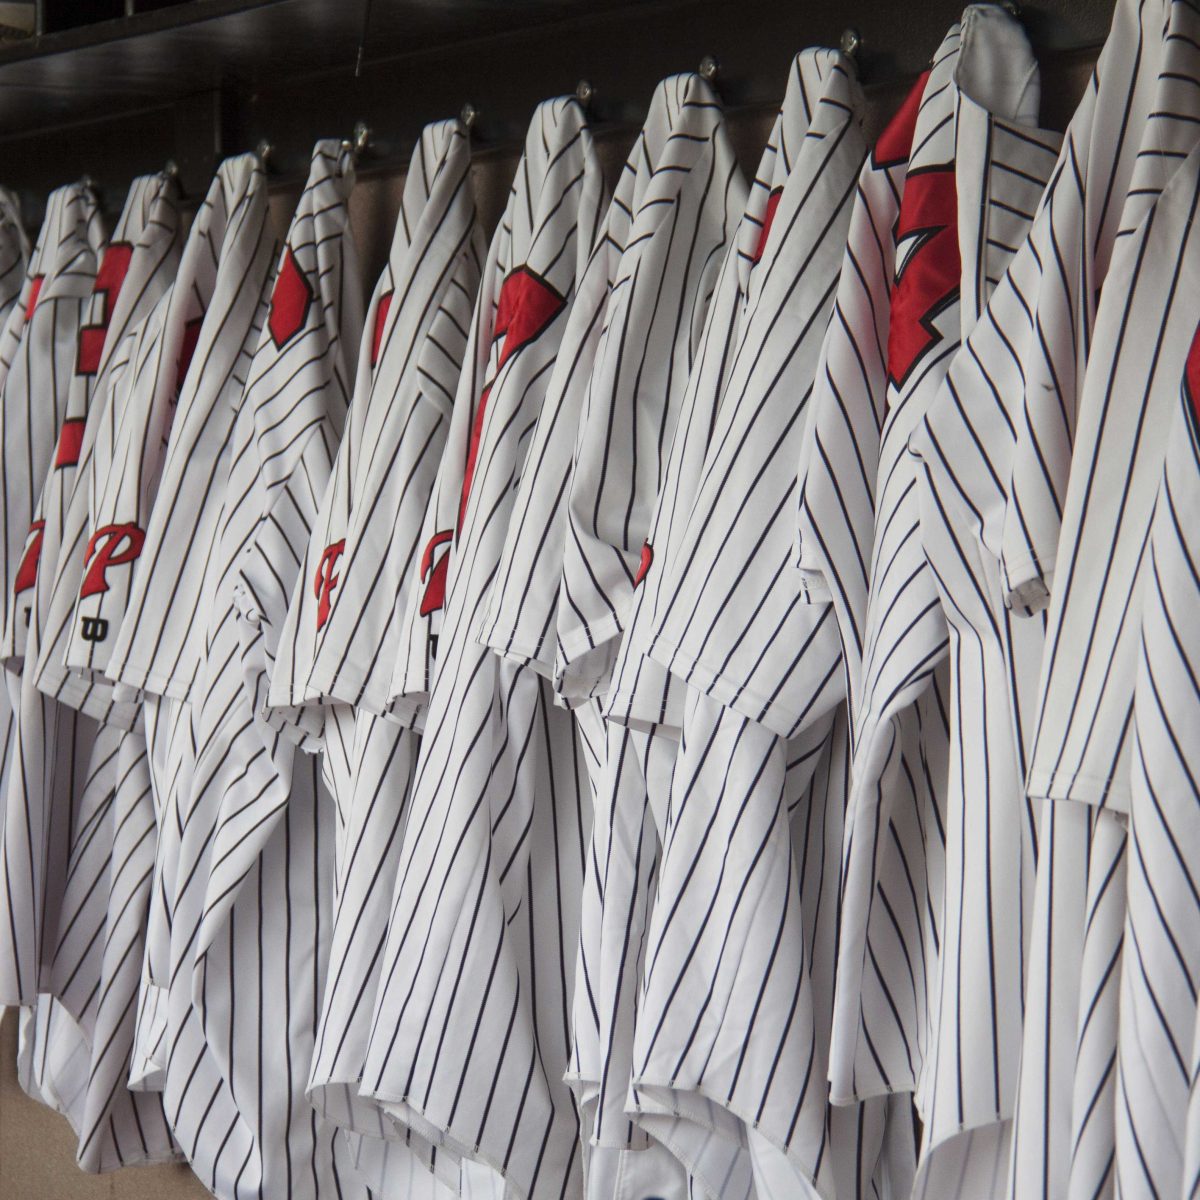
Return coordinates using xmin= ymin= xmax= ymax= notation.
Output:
xmin=1123 ymin=335 xmax=1200 ymax=1198
xmin=290 ymin=120 xmax=483 ymax=722
xmin=788 ymin=40 xmax=951 ymax=1124
xmin=793 ymin=14 xmax=1056 ymax=1199
xmin=161 ymin=140 xmax=366 ymax=1200
xmin=551 ymin=77 xmax=744 ymax=708
xmin=359 ymin=96 xmax=605 ymax=1200
xmin=470 ymin=71 xmax=748 ymax=1200
xmin=913 ymin=3 xmax=1200 ymax=1195
xmin=0 ymin=183 xmax=106 ymax=675
xmin=619 ymin=48 xmax=893 ymax=1200
xmin=58 ymin=156 xmax=280 ymax=1174
xmin=477 ymin=72 xmax=742 ymax=704
xmin=0 ymin=172 xmax=181 ymax=1170
xmin=286 ymin=123 xmax=482 ymax=1200
xmin=93 ymin=159 xmax=277 ymax=1132
xmin=0 ymin=184 xmax=30 ymax=861
xmin=1024 ymin=0 xmax=1200 ymax=811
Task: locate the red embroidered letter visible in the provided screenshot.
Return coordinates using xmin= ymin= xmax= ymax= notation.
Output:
xmin=313 ymin=540 xmax=345 ymax=630
xmin=887 ymin=164 xmax=960 ymax=389
xmin=14 ymin=521 xmax=45 ymax=596
xmin=80 ymin=523 xmax=144 ymax=598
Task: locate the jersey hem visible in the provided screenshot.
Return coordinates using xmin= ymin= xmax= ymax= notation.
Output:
xmin=1025 ymin=765 xmax=1131 ymax=814
xmin=647 ymin=633 xmax=799 ymax=740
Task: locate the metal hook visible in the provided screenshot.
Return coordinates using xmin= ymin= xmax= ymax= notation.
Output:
xmin=575 ymin=79 xmax=595 ymax=109
xmin=698 ymin=54 xmax=720 ymax=83
xmin=80 ymin=173 xmax=96 ymax=193
xmin=840 ymin=28 xmax=863 ymax=59
xmin=350 ymin=121 xmax=372 ymax=159
xmin=460 ymin=101 xmax=480 ymax=132
xmin=995 ymin=0 xmax=1021 ymax=14
xmin=256 ymin=139 xmax=275 ymax=168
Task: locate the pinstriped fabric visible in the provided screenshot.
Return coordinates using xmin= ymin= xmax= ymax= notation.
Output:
xmin=781 ymin=13 xmax=1060 ymax=1200
xmin=906 ymin=4 xmax=1200 ymax=1196
xmin=263 ymin=123 xmax=484 ymax=1200
xmin=294 ymin=120 xmax=483 ymax=722
xmin=0 ymin=182 xmax=31 ymax=899
xmin=1125 ymin=353 xmax=1200 ymax=1198
xmin=154 ymin=140 xmax=368 ymax=1200
xmin=551 ymin=77 xmax=745 ymax=706
xmin=477 ymin=73 xmax=743 ymax=704
xmin=55 ymin=155 xmax=277 ymax=1176
xmin=359 ymin=97 xmax=605 ymax=1200
xmin=267 ymin=120 xmax=482 ymax=747
xmin=0 ymin=183 xmax=106 ymax=671
xmin=1051 ymin=146 xmax=1200 ymax=1200
xmin=1026 ymin=0 xmax=1200 ymax=817
xmin=646 ymin=49 xmax=866 ymax=738
xmin=381 ymin=102 xmax=601 ymax=728
xmin=789 ymin=25 xmax=957 ymax=1132
xmin=0 ymin=173 xmax=182 ymax=1170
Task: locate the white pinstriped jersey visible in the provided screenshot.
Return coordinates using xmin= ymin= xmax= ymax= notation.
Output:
xmin=289 ymin=120 xmax=483 ymax=722
xmin=575 ymin=44 xmax=849 ymax=1148
xmin=279 ymin=122 xmax=483 ymax=1200
xmin=631 ymin=48 xmax=917 ymax=1200
xmin=477 ymin=72 xmax=743 ymax=700
xmin=784 ymin=13 xmax=1059 ymax=1199
xmin=0 ymin=184 xmax=31 ymax=875
xmin=0 ymin=183 xmax=98 ymax=1126
xmin=789 ymin=36 xmax=950 ymax=1125
xmin=97 ymin=156 xmax=278 ymax=1187
xmin=1026 ymin=107 xmax=1200 ymax=1200
xmin=0 ymin=172 xmax=182 ymax=1170
xmin=1124 ymin=335 xmax=1200 ymax=1200
xmin=359 ymin=96 xmax=605 ymax=1200
xmin=552 ymin=77 xmax=744 ymax=707
xmin=39 ymin=158 xmax=276 ymax=1176
xmin=912 ymin=4 xmax=1200 ymax=1196
xmin=104 ymin=154 xmax=277 ymax=704
xmin=382 ymin=103 xmax=601 ymax=726
xmin=159 ymin=141 xmax=366 ymax=1200
xmin=472 ymin=70 xmax=749 ymax=1200
xmin=0 ymin=184 xmax=106 ymax=671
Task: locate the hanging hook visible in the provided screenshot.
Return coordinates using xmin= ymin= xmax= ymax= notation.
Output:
xmin=350 ymin=121 xmax=372 ymax=160
xmin=255 ymin=139 xmax=275 ymax=168
xmin=698 ymin=54 xmax=720 ymax=83
xmin=80 ymin=173 xmax=96 ymax=193
xmin=994 ymin=0 xmax=1021 ymax=14
xmin=840 ymin=28 xmax=863 ymax=59
xmin=575 ymin=79 xmax=595 ymax=109
xmin=460 ymin=101 xmax=480 ymax=133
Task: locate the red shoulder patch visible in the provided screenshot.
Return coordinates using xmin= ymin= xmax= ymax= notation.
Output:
xmin=268 ymin=246 xmax=315 ymax=350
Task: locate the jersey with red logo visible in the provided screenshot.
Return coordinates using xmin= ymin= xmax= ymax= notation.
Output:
xmin=6 ymin=157 xmax=273 ymax=1178
xmin=908 ymin=3 xmax=1200 ymax=1195
xmin=0 ymin=172 xmax=182 ymax=1171
xmin=0 ymin=184 xmax=105 ymax=672
xmin=477 ymin=73 xmax=743 ymax=708
xmin=550 ymin=76 xmax=743 ymax=709
xmin=59 ymin=158 xmax=274 ymax=709
xmin=469 ymin=72 xmax=748 ymax=1200
xmin=627 ymin=49 xmax=911 ymax=1200
xmin=265 ymin=119 xmax=482 ymax=749
xmin=381 ymin=107 xmax=601 ymax=729
xmin=269 ymin=122 xmax=482 ymax=1200
xmin=96 ymin=154 xmax=279 ymax=1189
xmin=160 ymin=141 xmax=369 ymax=1200
xmin=358 ymin=97 xmax=605 ymax=1200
